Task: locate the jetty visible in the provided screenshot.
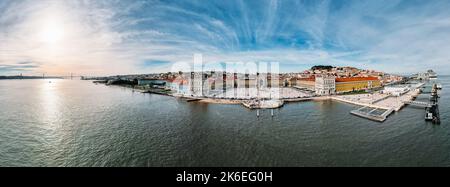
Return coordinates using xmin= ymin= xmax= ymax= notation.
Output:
xmin=140 ymin=89 xmax=170 ymax=95
xmin=283 ymin=97 xmax=314 ymax=102
xmin=426 ymin=83 xmax=440 ymax=124
xmin=402 ymin=83 xmax=440 ymax=124
xmin=186 ymin=98 xmax=202 ymax=102
xmin=93 ymin=80 xmax=107 ymax=84
xmin=350 ymin=106 xmax=395 ymax=122
xmin=350 ymin=107 xmax=394 ymax=122
xmin=177 ymin=96 xmax=203 ymax=102
xmin=332 ymin=96 xmax=391 ymax=110
xmin=242 ymin=99 xmax=284 ymax=109
xmin=403 ymin=100 xmax=430 ymax=108
xmin=333 ymin=82 xmax=424 ymax=122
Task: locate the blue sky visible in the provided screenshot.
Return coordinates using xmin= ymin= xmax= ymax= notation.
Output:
xmin=1 ymin=0 xmax=450 ymax=76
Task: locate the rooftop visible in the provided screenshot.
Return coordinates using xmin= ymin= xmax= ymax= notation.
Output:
xmin=335 ymin=77 xmax=379 ymax=82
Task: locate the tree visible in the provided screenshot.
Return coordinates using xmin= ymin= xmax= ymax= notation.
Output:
xmin=311 ymin=65 xmax=334 ymax=71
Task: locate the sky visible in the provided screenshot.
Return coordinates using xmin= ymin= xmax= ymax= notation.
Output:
xmin=1 ymin=0 xmax=450 ymax=76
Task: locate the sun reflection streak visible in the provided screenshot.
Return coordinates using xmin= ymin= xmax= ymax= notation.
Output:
xmin=39 ymin=80 xmax=61 ymax=127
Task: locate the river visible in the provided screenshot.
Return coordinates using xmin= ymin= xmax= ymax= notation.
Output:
xmin=0 ymin=76 xmax=448 ymax=166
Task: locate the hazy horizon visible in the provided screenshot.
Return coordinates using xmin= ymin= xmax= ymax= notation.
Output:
xmin=0 ymin=64 xmax=430 ymax=78
xmin=2 ymin=0 xmax=450 ymax=76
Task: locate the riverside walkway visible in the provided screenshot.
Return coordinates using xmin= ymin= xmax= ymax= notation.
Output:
xmin=333 ymin=82 xmax=424 ymax=122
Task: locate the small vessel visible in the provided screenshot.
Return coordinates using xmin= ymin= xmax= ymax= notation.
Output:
xmin=427 ymin=69 xmax=437 ymax=79
xmin=436 ymin=83 xmax=442 ymax=90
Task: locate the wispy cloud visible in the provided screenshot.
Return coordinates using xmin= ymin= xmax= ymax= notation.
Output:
xmin=0 ymin=61 xmax=39 ymax=73
xmin=1 ymin=0 xmax=450 ymax=75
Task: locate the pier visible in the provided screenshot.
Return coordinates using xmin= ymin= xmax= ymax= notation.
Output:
xmin=334 ymin=82 xmax=424 ymax=122
xmin=403 ymin=100 xmax=430 ymax=108
xmin=426 ymin=84 xmax=440 ymax=124
xmin=242 ymin=99 xmax=284 ymax=109
xmin=402 ymin=83 xmax=440 ymax=124
xmin=350 ymin=106 xmax=395 ymax=122
xmin=186 ymin=98 xmax=202 ymax=102
xmin=179 ymin=96 xmax=203 ymax=102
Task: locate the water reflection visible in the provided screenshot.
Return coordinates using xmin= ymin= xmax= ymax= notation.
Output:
xmin=40 ymin=80 xmax=61 ymax=126
xmin=0 ymin=78 xmax=448 ymax=166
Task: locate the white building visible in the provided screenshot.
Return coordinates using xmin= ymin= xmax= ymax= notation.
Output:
xmin=315 ymin=75 xmax=336 ymax=95
xmin=382 ymin=85 xmax=410 ymax=96
xmin=189 ymin=72 xmax=204 ymax=96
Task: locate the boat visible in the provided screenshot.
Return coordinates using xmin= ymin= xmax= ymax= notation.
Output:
xmin=416 ymin=70 xmax=438 ymax=80
xmin=436 ymin=83 xmax=442 ymax=90
xmin=427 ymin=69 xmax=437 ymax=79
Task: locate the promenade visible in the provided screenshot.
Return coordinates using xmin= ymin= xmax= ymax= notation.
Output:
xmin=206 ymin=87 xmax=313 ymax=100
xmin=332 ymin=83 xmax=424 ymax=111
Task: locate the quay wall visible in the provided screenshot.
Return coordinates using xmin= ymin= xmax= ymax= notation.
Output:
xmin=331 ymin=96 xmax=391 ymax=110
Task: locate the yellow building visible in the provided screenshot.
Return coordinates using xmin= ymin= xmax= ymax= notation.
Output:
xmin=296 ymin=77 xmax=316 ymax=91
xmin=335 ymin=77 xmax=381 ymax=93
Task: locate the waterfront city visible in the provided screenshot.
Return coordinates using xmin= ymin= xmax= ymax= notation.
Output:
xmin=82 ymin=65 xmax=439 ymax=123
xmin=1 ymin=0 xmax=449 ymax=168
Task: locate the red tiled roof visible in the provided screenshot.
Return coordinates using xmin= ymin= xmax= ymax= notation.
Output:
xmin=297 ymin=75 xmax=315 ymax=81
xmin=335 ymin=76 xmax=378 ymax=82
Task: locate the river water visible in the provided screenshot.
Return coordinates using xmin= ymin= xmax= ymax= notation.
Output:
xmin=0 ymin=76 xmax=448 ymax=166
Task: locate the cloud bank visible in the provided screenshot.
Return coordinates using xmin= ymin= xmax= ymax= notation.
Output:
xmin=1 ymin=0 xmax=450 ymax=76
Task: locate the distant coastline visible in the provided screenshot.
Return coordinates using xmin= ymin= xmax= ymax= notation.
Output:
xmin=0 ymin=76 xmax=63 ymax=80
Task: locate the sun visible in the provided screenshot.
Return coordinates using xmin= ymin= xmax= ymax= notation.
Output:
xmin=39 ymin=21 xmax=65 ymax=44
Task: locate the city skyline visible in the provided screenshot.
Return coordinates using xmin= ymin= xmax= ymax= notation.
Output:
xmin=1 ymin=0 xmax=450 ymax=76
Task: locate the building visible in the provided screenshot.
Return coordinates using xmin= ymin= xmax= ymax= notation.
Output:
xmin=335 ymin=77 xmax=381 ymax=93
xmin=315 ymin=75 xmax=336 ymax=95
xmin=189 ymin=72 xmax=205 ymax=96
xmin=286 ymin=77 xmax=297 ymax=87
xmin=137 ymin=78 xmax=167 ymax=87
xmin=167 ymin=78 xmax=189 ymax=95
xmin=382 ymin=85 xmax=410 ymax=96
xmin=296 ymin=76 xmax=316 ymax=91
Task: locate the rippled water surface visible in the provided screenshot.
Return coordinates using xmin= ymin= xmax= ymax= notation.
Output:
xmin=0 ymin=77 xmax=449 ymax=166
